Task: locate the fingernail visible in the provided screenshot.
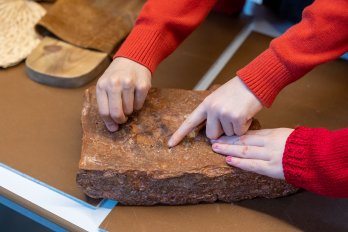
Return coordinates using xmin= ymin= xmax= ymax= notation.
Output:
xmin=212 ymin=143 xmax=219 ymax=151
xmin=210 ymin=139 xmax=217 ymax=144
xmin=107 ymin=123 xmax=118 ymax=132
xmin=167 ymin=137 xmax=174 ymax=147
xmin=226 ymin=156 xmax=232 ymax=164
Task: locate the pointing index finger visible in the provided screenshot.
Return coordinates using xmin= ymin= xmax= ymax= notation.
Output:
xmin=167 ymin=104 xmax=206 ymax=147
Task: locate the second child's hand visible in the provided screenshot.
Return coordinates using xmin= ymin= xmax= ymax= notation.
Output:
xmin=96 ymin=57 xmax=152 ymax=132
xmin=168 ymin=77 xmax=263 ymax=147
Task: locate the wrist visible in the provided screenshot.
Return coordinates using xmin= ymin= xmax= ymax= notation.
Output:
xmin=235 ymin=76 xmax=263 ymax=111
xmin=114 ymin=27 xmax=169 ymax=74
xmin=113 ymin=57 xmax=152 ymax=78
xmin=237 ymin=49 xmax=294 ymax=108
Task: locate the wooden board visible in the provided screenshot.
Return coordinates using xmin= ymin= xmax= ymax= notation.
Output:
xmin=26 ymin=37 xmax=110 ymax=88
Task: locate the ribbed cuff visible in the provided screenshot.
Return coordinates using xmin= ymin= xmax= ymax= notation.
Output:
xmin=237 ymin=49 xmax=294 ymax=107
xmin=114 ymin=26 xmax=171 ymax=73
xmin=283 ymin=127 xmax=348 ymax=197
xmin=282 ymin=127 xmax=313 ymax=188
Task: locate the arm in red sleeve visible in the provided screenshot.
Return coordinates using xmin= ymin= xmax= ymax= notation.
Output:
xmin=114 ymin=0 xmax=217 ymax=73
xmin=283 ymin=127 xmax=348 ymax=197
xmin=237 ymin=0 xmax=348 ymax=107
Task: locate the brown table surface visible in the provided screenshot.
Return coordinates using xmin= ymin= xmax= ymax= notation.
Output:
xmin=1 ymin=8 xmax=348 ymax=232
xmin=100 ymin=33 xmax=348 ymax=232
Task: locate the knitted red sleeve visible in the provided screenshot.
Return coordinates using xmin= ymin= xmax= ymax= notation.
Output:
xmin=114 ymin=0 xmax=217 ymax=73
xmin=283 ymin=127 xmax=348 ymax=197
xmin=237 ymin=0 xmax=348 ymax=107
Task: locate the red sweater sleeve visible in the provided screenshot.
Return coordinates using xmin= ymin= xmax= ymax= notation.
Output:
xmin=283 ymin=127 xmax=348 ymax=197
xmin=114 ymin=0 xmax=217 ymax=73
xmin=237 ymin=0 xmax=348 ymax=107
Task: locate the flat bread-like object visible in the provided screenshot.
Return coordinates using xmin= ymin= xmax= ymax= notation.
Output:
xmin=0 ymin=0 xmax=46 ymax=68
xmin=36 ymin=0 xmax=145 ymax=54
xmin=77 ymin=87 xmax=297 ymax=205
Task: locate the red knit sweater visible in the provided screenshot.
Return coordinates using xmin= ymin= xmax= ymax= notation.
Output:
xmin=114 ymin=0 xmax=348 ymax=197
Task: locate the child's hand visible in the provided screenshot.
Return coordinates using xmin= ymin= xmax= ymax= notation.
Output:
xmin=211 ymin=128 xmax=294 ymax=179
xmin=168 ymin=77 xmax=263 ymax=147
xmin=96 ymin=57 xmax=151 ymax=132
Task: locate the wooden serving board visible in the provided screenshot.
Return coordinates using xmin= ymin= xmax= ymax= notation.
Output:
xmin=26 ymin=37 xmax=110 ymax=88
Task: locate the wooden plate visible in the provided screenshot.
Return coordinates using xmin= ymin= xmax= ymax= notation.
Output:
xmin=26 ymin=37 xmax=110 ymax=88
